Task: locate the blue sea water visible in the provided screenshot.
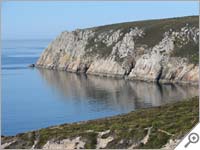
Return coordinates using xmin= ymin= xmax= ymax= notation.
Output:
xmin=1 ymin=39 xmax=199 ymax=136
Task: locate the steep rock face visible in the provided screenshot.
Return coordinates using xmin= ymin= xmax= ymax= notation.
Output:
xmin=128 ymin=25 xmax=199 ymax=83
xmin=36 ymin=16 xmax=199 ymax=84
xmin=37 ymin=30 xmax=94 ymax=72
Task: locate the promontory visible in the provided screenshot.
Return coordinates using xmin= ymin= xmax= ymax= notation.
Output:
xmin=36 ymin=16 xmax=199 ymax=84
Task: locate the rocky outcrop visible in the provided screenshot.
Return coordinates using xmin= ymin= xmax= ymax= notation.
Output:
xmin=36 ymin=16 xmax=199 ymax=84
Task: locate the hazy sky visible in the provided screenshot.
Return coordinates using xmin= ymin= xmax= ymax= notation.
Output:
xmin=2 ymin=1 xmax=199 ymax=40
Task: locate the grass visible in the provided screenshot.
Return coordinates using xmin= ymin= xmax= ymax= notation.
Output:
xmin=171 ymin=41 xmax=199 ymax=64
xmin=82 ymin=132 xmax=98 ymax=149
xmin=2 ymin=96 xmax=199 ymax=149
xmin=141 ymin=130 xmax=171 ymax=148
xmin=83 ymin=16 xmax=198 ymax=64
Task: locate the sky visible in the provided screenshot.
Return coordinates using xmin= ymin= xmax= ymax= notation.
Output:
xmin=2 ymin=1 xmax=199 ymax=40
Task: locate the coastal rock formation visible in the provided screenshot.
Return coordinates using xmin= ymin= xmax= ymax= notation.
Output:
xmin=36 ymin=16 xmax=199 ymax=84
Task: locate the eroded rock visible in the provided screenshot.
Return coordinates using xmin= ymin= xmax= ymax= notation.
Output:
xmin=36 ymin=16 xmax=199 ymax=84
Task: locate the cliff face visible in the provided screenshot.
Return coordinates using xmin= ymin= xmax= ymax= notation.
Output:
xmin=36 ymin=16 xmax=199 ymax=84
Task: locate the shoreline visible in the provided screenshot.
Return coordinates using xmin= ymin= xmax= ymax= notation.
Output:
xmin=2 ymin=96 xmax=199 ymax=149
xmin=35 ymin=66 xmax=199 ymax=85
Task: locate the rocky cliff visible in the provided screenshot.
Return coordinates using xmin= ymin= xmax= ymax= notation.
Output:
xmin=36 ymin=16 xmax=199 ymax=84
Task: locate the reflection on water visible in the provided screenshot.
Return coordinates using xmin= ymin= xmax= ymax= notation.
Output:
xmin=38 ymin=69 xmax=199 ymax=111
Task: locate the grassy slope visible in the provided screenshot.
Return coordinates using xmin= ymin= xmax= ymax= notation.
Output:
xmin=2 ymin=96 xmax=199 ymax=149
xmin=84 ymin=16 xmax=199 ymax=63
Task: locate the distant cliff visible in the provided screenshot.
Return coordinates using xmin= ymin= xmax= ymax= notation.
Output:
xmin=36 ymin=16 xmax=199 ymax=84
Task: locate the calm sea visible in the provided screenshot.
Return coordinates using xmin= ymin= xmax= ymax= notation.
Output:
xmin=1 ymin=39 xmax=198 ymax=136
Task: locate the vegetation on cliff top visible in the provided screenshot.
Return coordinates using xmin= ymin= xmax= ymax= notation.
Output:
xmin=172 ymin=41 xmax=199 ymax=64
xmin=85 ymin=16 xmax=198 ymax=64
xmin=92 ymin=16 xmax=198 ymax=46
xmin=2 ymin=96 xmax=199 ymax=149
